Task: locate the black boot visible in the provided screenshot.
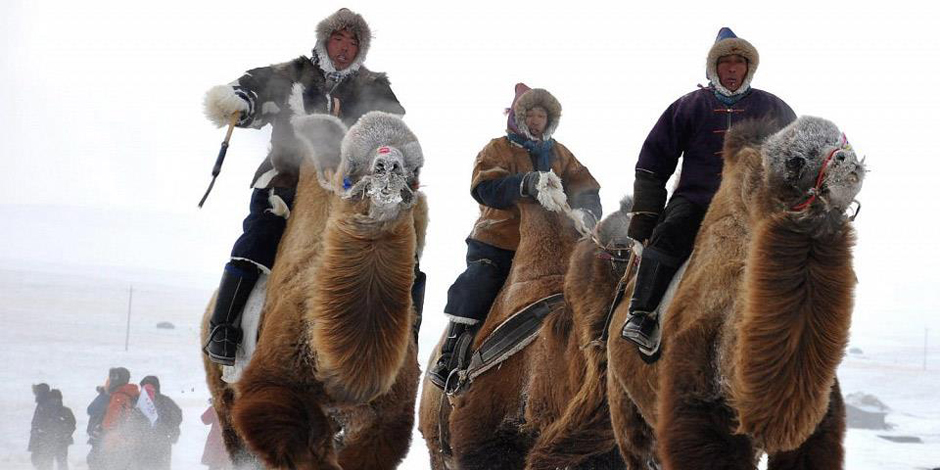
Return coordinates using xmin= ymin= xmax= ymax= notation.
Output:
xmin=428 ymin=321 xmax=476 ymax=390
xmin=204 ymin=261 xmax=260 ymax=366
xmin=621 ymin=248 xmax=680 ymax=352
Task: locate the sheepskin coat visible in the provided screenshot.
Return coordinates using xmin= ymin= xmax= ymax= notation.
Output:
xmin=230 ymin=56 xmax=405 ymax=189
xmin=469 ymin=137 xmax=600 ymax=251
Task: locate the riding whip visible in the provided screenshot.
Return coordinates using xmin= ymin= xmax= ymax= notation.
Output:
xmin=198 ymin=112 xmax=240 ymax=208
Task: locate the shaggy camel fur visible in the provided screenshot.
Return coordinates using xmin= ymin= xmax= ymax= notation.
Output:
xmin=606 ymin=116 xmax=864 ymax=469
xmin=201 ymin=111 xmax=427 ymax=470
xmin=418 ymin=192 xmax=624 ymax=470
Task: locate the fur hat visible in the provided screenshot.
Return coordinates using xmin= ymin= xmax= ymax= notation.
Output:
xmin=340 ymin=111 xmax=423 ymax=178
xmin=706 ymin=27 xmax=759 ymax=97
xmin=511 ymin=86 xmax=562 ymax=141
xmin=313 ymin=8 xmax=372 ymax=74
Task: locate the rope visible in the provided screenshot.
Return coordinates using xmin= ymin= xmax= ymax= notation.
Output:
xmin=792 ymin=133 xmax=851 ymax=212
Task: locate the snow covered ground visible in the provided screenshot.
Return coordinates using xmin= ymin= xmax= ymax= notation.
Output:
xmin=0 ymin=208 xmax=938 ymax=469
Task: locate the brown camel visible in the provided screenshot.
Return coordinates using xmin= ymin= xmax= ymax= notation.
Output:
xmin=418 ymin=181 xmax=625 ymax=470
xmin=201 ymin=111 xmax=428 ymax=470
xmin=606 ymin=116 xmax=865 ymax=469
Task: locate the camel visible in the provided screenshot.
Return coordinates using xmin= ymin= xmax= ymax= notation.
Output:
xmin=418 ymin=180 xmax=626 ymax=470
xmin=605 ymin=116 xmax=865 ymax=469
xmin=201 ymin=111 xmax=428 ymax=470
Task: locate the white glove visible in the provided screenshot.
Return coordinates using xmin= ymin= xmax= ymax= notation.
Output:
xmin=203 ymin=85 xmax=253 ymax=127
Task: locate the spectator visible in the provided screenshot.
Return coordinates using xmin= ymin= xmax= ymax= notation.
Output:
xmin=86 ymin=384 xmax=110 ymax=469
xmin=201 ymin=401 xmax=230 ymax=470
xmin=136 ymin=376 xmax=183 ymax=470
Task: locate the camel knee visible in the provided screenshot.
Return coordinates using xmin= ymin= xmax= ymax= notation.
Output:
xmin=233 ymin=382 xmax=337 ymax=469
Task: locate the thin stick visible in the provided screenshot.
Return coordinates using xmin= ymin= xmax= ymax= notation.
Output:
xmin=198 ymin=113 xmax=240 ymax=208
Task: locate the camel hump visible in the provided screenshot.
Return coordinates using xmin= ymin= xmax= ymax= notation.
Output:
xmin=722 ymin=117 xmax=786 ymax=162
xmin=291 ymin=113 xmax=348 ymax=182
xmin=594 ymin=195 xmax=634 ymax=249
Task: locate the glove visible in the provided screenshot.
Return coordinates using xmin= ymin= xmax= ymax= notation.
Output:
xmin=203 ymin=85 xmax=255 ymax=128
xmin=627 ymin=213 xmax=658 ymax=243
xmin=520 ymin=171 xmax=542 ymax=200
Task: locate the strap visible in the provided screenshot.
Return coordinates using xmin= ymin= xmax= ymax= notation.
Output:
xmin=454 ymin=293 xmax=565 ymax=392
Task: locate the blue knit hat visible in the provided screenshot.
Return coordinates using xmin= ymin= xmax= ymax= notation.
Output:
xmin=715 ymin=27 xmax=738 ymax=43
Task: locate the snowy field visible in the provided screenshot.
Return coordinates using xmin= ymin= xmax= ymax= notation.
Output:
xmin=0 ymin=208 xmax=938 ymax=469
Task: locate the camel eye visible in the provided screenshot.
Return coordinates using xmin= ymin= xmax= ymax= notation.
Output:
xmin=785 ymin=157 xmax=805 ymax=173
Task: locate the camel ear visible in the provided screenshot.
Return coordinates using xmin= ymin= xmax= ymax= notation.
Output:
xmin=292 ymin=113 xmax=348 ymax=190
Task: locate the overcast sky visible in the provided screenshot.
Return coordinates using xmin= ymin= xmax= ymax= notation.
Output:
xmin=2 ymin=0 xmax=939 ymax=331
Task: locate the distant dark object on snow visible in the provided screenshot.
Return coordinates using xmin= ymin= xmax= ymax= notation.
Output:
xmin=848 ymin=347 xmax=863 ymax=355
xmin=156 ymin=322 xmax=175 ymax=329
xmin=877 ymin=435 xmax=922 ymax=443
xmin=845 ymin=392 xmax=890 ymax=430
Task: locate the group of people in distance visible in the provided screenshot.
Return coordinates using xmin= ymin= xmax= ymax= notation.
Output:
xmin=30 ymin=368 xmax=182 ymax=470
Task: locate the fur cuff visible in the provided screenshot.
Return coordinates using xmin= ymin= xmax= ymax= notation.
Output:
xmin=203 ymin=85 xmax=249 ymax=128
xmin=535 ymin=171 xmax=567 ymax=213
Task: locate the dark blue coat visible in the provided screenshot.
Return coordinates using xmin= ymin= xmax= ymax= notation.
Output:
xmin=636 ymin=87 xmax=795 ymax=208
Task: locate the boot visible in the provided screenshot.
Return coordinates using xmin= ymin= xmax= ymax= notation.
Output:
xmin=621 ymin=248 xmax=680 ymax=351
xmin=203 ymin=261 xmax=260 ymax=366
xmin=428 ymin=320 xmax=476 ymax=390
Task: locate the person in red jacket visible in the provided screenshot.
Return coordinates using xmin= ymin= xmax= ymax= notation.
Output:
xmin=99 ymin=367 xmax=142 ymax=470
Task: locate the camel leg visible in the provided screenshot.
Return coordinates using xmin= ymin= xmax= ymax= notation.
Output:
xmin=658 ymin=395 xmax=755 ymax=470
xmin=573 ymin=446 xmax=627 ymax=470
xmin=766 ymin=380 xmax=846 ymax=470
xmin=337 ymin=351 xmax=420 ymax=470
xmin=233 ymin=376 xmax=340 ymax=470
xmin=608 ymin=378 xmax=654 ymax=470
xmin=525 ymin=367 xmax=620 ymax=470
xmin=449 ymin=366 xmax=531 ymax=470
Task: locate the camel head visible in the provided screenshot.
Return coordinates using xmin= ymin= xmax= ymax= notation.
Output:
xmin=292 ymin=111 xmax=423 ymax=222
xmin=761 ymin=116 xmax=865 ymax=218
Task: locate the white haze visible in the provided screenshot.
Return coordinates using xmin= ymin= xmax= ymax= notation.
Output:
xmin=1 ymin=0 xmax=939 ymax=468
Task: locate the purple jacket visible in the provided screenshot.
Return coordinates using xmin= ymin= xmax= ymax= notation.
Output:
xmin=636 ymin=87 xmax=795 ymax=208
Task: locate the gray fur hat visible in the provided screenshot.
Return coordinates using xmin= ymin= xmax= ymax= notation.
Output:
xmin=313 ymin=8 xmax=372 ymax=74
xmin=513 ymin=88 xmax=562 ymax=140
xmin=706 ymin=27 xmax=759 ymax=97
xmin=340 ymin=111 xmax=423 ymax=178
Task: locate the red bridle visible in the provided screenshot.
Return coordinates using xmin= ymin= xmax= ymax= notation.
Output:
xmin=791 ymin=133 xmax=850 ymax=211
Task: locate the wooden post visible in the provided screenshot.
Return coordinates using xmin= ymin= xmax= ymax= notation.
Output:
xmin=125 ymin=285 xmax=133 ymax=351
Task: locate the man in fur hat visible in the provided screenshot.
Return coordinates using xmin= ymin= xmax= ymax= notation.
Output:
xmin=620 ymin=27 xmax=796 ymax=355
xmin=201 ymin=8 xmax=410 ymax=365
xmin=428 ymin=84 xmax=602 ymax=389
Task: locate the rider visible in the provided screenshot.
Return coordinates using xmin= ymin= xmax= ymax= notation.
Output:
xmin=201 ymin=8 xmax=412 ymax=366
xmin=428 ymin=84 xmax=602 ymax=389
xmin=620 ymin=27 xmax=795 ymax=353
